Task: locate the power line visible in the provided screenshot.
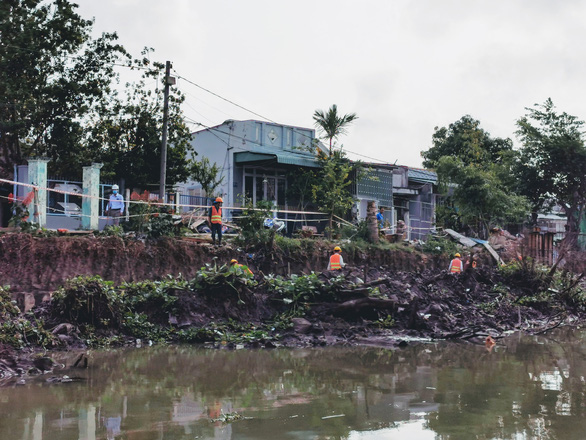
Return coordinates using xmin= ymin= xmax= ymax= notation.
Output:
xmin=173 ymin=72 xmax=278 ymax=124
xmin=5 ymin=39 xmax=397 ymax=165
xmin=173 ymin=70 xmax=395 ymax=165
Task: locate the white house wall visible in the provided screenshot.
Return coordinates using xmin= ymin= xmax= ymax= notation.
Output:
xmin=178 ymin=120 xmax=317 ymax=218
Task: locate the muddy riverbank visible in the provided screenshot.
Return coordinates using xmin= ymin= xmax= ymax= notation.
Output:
xmin=0 ymin=233 xmax=446 ymax=298
xmin=0 ymin=233 xmax=584 ymax=381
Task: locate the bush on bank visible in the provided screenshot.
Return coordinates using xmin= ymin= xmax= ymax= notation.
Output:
xmin=0 ymin=286 xmax=55 ymax=349
xmin=1 ymin=235 xmax=585 ymax=350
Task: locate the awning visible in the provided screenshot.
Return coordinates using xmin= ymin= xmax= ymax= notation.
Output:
xmin=234 ymin=151 xmax=320 ymax=168
xmin=393 ymin=187 xmax=419 ymax=195
xmin=408 ymin=168 xmax=438 ymax=184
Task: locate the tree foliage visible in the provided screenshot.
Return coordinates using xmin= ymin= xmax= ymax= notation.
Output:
xmin=312 ymin=149 xmax=359 ymax=237
xmin=87 ymin=54 xmax=193 ymax=188
xmin=0 ymin=0 xmax=127 ymax=176
xmin=515 ymin=98 xmax=586 ymax=246
xmin=313 ymin=104 xmax=358 ymax=156
xmin=436 ymin=156 xmax=529 ymax=236
xmin=189 ymin=156 xmax=224 ymax=198
xmin=0 ymin=0 xmax=192 ymax=189
xmin=422 ymin=115 xmax=528 ymax=237
xmin=286 ymin=166 xmax=319 ymax=212
xmin=422 ymin=115 xmax=515 ymax=173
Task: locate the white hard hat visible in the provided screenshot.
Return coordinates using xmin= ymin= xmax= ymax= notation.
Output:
xmin=112 ymin=184 xmax=119 ymax=190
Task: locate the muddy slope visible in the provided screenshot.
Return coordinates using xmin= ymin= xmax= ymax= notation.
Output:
xmin=0 ymin=233 xmax=442 ymax=294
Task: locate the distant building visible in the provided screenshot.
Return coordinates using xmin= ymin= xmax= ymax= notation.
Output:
xmin=402 ymin=167 xmax=438 ymax=240
xmin=352 ymin=163 xmax=394 ymax=224
xmin=180 ymin=120 xmax=439 ymax=238
xmin=351 ymin=164 xmax=437 ymax=240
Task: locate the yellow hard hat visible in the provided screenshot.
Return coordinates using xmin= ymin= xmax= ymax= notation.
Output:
xmin=230 ymin=259 xmax=238 ymax=265
xmin=215 ymin=197 xmax=223 ymax=203
xmin=454 ymin=253 xmax=461 ymax=257
xmin=334 ymin=246 xmax=342 ymax=252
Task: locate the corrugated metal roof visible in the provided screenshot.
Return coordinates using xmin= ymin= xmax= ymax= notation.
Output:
xmin=408 ymin=168 xmax=437 ymax=183
xmin=234 ymin=151 xmax=320 ymax=168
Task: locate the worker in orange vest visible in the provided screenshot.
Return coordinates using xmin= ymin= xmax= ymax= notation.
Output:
xmin=208 ymin=197 xmax=223 ymax=246
xmin=449 ymin=253 xmax=463 ymax=274
xmin=230 ymin=259 xmax=253 ymax=275
xmin=327 ymin=246 xmax=345 ymax=271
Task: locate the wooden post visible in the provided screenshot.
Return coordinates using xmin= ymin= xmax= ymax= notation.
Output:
xmin=367 ymin=201 xmax=379 ymax=243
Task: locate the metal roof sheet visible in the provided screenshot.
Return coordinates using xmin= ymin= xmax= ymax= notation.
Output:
xmin=408 ymin=168 xmax=437 ymax=183
xmin=234 ymin=151 xmax=320 ymax=168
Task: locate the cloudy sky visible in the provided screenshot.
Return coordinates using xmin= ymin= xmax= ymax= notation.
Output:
xmin=74 ymin=0 xmax=586 ymax=168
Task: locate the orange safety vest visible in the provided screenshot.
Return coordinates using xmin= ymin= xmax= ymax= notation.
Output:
xmin=237 ymin=264 xmax=253 ymax=275
xmin=211 ymin=206 xmax=222 ymax=224
xmin=330 ymin=254 xmax=342 ymax=270
xmin=450 ymin=258 xmax=463 ymax=273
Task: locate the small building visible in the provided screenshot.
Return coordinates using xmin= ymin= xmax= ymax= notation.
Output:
xmin=351 ymin=164 xmax=437 ymax=240
xmin=351 ymin=164 xmax=395 ymax=225
xmin=178 ymin=120 xmax=326 ymax=220
xmin=393 ymin=167 xmax=437 ymax=240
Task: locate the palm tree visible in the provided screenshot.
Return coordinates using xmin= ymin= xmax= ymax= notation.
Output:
xmin=313 ymin=104 xmax=358 ymax=156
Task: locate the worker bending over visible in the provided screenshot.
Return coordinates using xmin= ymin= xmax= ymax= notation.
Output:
xmin=230 ymin=259 xmax=253 ymax=275
xmin=328 ymin=246 xmax=345 ymax=271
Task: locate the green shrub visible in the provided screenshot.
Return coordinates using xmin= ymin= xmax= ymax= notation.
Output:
xmin=265 ymin=272 xmax=346 ymax=312
xmin=96 ymin=225 xmax=124 ymax=237
xmin=121 ymin=312 xmax=170 ymax=341
xmin=51 ymin=276 xmax=121 ymax=328
xmin=339 ymin=221 xmax=369 ymax=242
xmin=0 ymin=317 xmax=56 ymax=349
xmin=422 ymin=234 xmax=459 ymax=256
xmin=119 ymin=279 xmax=183 ymax=316
xmin=124 ymin=196 xmax=182 ymax=238
xmin=193 ymin=263 xmax=256 ymax=291
xmin=234 ymin=199 xmax=275 ymax=247
xmin=0 ymin=285 xmax=20 ymax=318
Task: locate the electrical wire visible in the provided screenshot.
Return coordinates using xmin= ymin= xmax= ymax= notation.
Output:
xmin=173 ymin=72 xmax=278 ymax=124
xmin=173 ymin=70 xmax=396 ymax=165
xmin=4 ymin=40 xmax=397 ymax=164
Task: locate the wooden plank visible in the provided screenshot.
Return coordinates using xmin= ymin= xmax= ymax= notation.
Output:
xmin=482 ymin=242 xmax=505 ymax=266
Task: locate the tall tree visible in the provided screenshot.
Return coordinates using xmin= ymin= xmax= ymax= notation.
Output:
xmin=0 ymin=0 xmax=127 ymax=176
xmin=0 ymin=1 xmax=193 ymax=188
xmin=422 ymin=115 xmax=528 ymax=237
xmin=436 ymin=156 xmax=529 ymax=237
xmin=86 ymin=55 xmax=193 ymax=189
xmin=515 ymin=98 xmax=586 ymax=247
xmin=313 ymin=104 xmax=358 ymax=156
xmin=422 ymin=115 xmax=514 ymax=173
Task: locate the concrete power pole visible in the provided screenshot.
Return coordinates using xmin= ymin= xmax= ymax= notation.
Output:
xmin=159 ymin=61 xmax=175 ymax=201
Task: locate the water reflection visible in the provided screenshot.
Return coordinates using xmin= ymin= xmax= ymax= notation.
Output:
xmin=2 ymin=328 xmax=586 ymax=439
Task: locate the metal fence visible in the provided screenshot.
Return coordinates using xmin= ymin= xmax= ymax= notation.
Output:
xmin=46 ymin=179 xmax=115 ymax=217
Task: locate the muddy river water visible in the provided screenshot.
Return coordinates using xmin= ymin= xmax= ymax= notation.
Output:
xmin=2 ymin=328 xmax=586 ymax=439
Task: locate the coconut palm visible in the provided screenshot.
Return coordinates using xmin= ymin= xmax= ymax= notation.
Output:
xmin=313 ymin=104 xmax=358 ymax=156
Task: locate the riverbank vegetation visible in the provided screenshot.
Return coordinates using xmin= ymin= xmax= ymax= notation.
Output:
xmin=0 ymin=251 xmax=584 ymax=360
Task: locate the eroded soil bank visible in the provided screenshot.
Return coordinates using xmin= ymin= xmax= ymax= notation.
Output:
xmin=0 ymin=233 xmax=583 ymax=382
xmin=0 ymin=233 xmax=443 ymax=297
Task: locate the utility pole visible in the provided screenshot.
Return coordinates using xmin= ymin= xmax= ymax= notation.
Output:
xmin=159 ymin=61 xmax=175 ymax=201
